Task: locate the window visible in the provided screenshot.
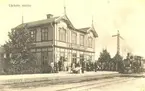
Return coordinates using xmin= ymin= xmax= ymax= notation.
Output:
xmin=72 ymin=32 xmax=77 ymax=44
xmin=60 ymin=52 xmax=65 ymax=61
xmin=59 ymin=28 xmax=66 ymax=42
xmin=80 ymin=54 xmax=84 ymax=62
xmin=80 ymin=35 xmax=84 ymax=46
xmin=30 ymin=30 xmax=36 ymax=42
xmin=88 ymin=37 xmax=93 ymax=48
xmin=48 ymin=52 xmax=53 ymax=63
xmin=89 ymin=55 xmax=92 ymax=61
xmin=41 ymin=28 xmax=48 ymax=41
xmin=72 ymin=53 xmax=77 ymax=63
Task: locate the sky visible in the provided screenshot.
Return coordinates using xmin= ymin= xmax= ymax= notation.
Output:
xmin=0 ymin=0 xmax=145 ymax=59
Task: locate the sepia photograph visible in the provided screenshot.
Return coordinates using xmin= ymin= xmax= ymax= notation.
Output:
xmin=0 ymin=0 xmax=145 ymax=91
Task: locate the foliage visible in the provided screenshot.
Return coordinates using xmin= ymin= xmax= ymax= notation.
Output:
xmin=112 ymin=53 xmax=124 ymax=72
xmin=112 ymin=53 xmax=123 ymax=62
xmin=97 ymin=49 xmax=112 ymax=71
xmin=3 ymin=25 xmax=38 ymax=74
xmin=98 ymin=49 xmax=111 ymax=62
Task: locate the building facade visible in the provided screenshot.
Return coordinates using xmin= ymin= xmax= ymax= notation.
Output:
xmin=14 ymin=14 xmax=98 ymax=72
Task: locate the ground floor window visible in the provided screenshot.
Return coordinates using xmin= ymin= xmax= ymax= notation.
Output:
xmin=72 ymin=53 xmax=77 ymax=63
xmin=80 ymin=54 xmax=84 ymax=65
xmin=80 ymin=54 xmax=84 ymax=62
xmin=71 ymin=53 xmax=77 ymax=68
xmin=89 ymin=55 xmax=92 ymax=61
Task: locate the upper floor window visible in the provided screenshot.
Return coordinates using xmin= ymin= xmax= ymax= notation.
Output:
xmin=30 ymin=29 xmax=36 ymax=42
xmin=59 ymin=28 xmax=66 ymax=42
xmin=88 ymin=37 xmax=93 ymax=48
xmin=41 ymin=27 xmax=48 ymax=41
xmin=72 ymin=32 xmax=77 ymax=44
xmin=80 ymin=35 xmax=84 ymax=46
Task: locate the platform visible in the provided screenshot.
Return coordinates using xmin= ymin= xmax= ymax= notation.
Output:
xmin=0 ymin=71 xmax=119 ymax=85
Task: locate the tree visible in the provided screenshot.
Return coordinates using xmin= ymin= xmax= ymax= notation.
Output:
xmin=98 ymin=49 xmax=111 ymax=70
xmin=3 ymin=25 xmax=37 ymax=74
xmin=98 ymin=49 xmax=111 ymax=62
xmin=112 ymin=53 xmax=123 ymax=72
xmin=112 ymin=53 xmax=123 ymax=62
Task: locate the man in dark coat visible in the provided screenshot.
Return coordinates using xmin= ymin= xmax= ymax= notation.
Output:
xmin=94 ymin=61 xmax=97 ymax=72
xmin=81 ymin=60 xmax=85 ymax=73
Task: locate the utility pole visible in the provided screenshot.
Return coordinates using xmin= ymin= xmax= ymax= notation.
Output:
xmin=21 ymin=5 xmax=24 ymax=24
xmin=112 ymin=30 xmax=124 ymax=55
xmin=112 ymin=30 xmax=124 ymax=71
xmin=63 ymin=0 xmax=66 ymax=15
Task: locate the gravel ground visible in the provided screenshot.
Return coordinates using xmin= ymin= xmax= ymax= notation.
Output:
xmin=2 ymin=77 xmax=144 ymax=91
xmin=0 ymin=72 xmax=145 ymax=91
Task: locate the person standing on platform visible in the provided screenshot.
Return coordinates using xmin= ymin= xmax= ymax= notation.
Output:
xmin=81 ymin=60 xmax=85 ymax=73
xmin=94 ymin=61 xmax=97 ymax=72
xmin=50 ymin=62 xmax=54 ymax=73
xmin=80 ymin=58 xmax=85 ymax=73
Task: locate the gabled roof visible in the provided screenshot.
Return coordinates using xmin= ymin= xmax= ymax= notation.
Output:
xmin=56 ymin=15 xmax=98 ymax=38
xmin=55 ymin=14 xmax=76 ymax=30
xmin=90 ymin=26 xmax=99 ymax=38
xmin=78 ymin=27 xmax=90 ymax=32
xmin=14 ymin=14 xmax=98 ymax=38
xmin=15 ymin=16 xmax=59 ymax=29
xmin=77 ymin=27 xmax=98 ymax=38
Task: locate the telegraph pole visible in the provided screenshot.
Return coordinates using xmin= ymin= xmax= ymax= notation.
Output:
xmin=112 ymin=30 xmax=124 ymax=71
xmin=112 ymin=30 xmax=123 ymax=55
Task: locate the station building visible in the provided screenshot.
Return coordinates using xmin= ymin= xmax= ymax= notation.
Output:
xmin=13 ymin=13 xmax=98 ymax=72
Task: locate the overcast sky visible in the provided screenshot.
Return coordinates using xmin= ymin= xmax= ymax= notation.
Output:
xmin=0 ymin=0 xmax=145 ymax=59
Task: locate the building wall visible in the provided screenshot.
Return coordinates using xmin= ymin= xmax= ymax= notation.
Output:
xmin=28 ymin=24 xmax=53 ymax=42
xmin=29 ymin=24 xmax=54 ymax=72
xmin=55 ymin=19 xmax=95 ymax=66
xmin=54 ymin=20 xmax=95 ymax=52
xmin=31 ymin=48 xmax=53 ymax=63
xmin=28 ymin=19 xmax=96 ymax=72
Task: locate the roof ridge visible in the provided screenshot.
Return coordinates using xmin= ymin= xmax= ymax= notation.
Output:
xmin=26 ymin=16 xmax=59 ymax=24
xmin=14 ymin=16 xmax=60 ymax=29
xmin=78 ymin=27 xmax=90 ymax=29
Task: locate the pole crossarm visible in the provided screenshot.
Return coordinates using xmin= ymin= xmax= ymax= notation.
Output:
xmin=119 ymin=36 xmax=124 ymax=40
xmin=112 ymin=35 xmax=117 ymax=37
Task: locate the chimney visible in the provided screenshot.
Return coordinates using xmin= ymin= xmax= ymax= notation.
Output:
xmin=46 ymin=14 xmax=53 ymax=19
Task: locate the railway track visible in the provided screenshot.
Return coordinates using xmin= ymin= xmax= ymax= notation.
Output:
xmin=56 ymin=77 xmax=135 ymax=91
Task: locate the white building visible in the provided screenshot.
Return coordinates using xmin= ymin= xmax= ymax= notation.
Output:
xmin=14 ymin=13 xmax=98 ymax=73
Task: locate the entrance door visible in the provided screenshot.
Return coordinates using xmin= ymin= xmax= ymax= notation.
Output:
xmin=41 ymin=52 xmax=48 ymax=73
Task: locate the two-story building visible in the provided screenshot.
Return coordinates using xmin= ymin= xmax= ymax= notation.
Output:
xmin=14 ymin=14 xmax=98 ymax=73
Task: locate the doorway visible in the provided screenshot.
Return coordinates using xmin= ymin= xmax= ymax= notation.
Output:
xmin=41 ymin=52 xmax=49 ymax=73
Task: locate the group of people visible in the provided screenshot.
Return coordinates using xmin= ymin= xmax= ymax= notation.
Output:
xmin=70 ymin=60 xmax=85 ymax=73
xmin=49 ymin=60 xmax=100 ymax=74
xmin=49 ymin=60 xmax=69 ymax=73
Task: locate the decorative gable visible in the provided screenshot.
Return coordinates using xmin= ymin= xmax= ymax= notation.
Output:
xmin=88 ymin=30 xmax=94 ymax=38
xmin=55 ymin=15 xmax=75 ymax=30
xmin=57 ymin=21 xmax=67 ymax=30
xmin=55 ymin=14 xmax=98 ymax=38
xmin=87 ymin=27 xmax=98 ymax=38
